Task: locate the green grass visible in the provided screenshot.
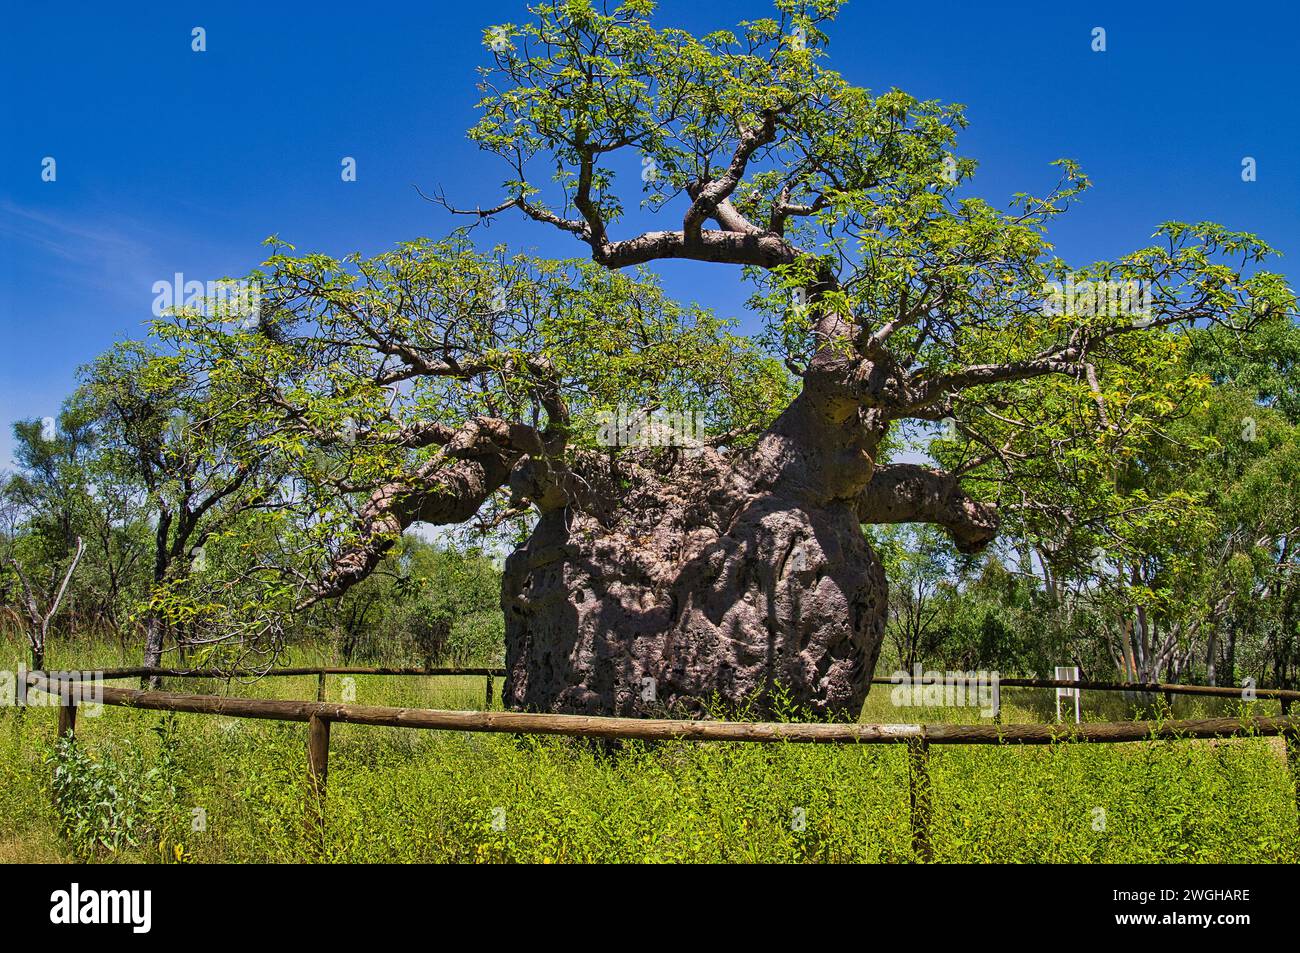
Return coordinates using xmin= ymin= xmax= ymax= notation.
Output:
xmin=2 ymin=634 xmax=1297 ymax=863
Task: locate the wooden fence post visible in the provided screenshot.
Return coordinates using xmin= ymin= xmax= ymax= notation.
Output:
xmin=1283 ymin=699 xmax=1300 ymax=833
xmin=908 ymin=735 xmax=933 ymax=863
xmin=306 ymin=714 xmax=330 ymax=857
xmin=56 ymin=676 xmax=77 ymax=740
xmin=316 ymin=672 xmax=326 ymax=702
xmin=52 ymin=683 xmax=77 ymax=814
xmin=485 ymin=674 xmax=494 ymax=710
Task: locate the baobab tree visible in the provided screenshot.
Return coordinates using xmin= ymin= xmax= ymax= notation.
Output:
xmin=160 ymin=1 xmax=1291 ymax=717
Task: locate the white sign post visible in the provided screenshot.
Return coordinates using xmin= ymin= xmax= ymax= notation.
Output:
xmin=1055 ymin=665 xmax=1081 ymax=724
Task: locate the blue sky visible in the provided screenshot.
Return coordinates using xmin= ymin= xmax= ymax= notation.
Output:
xmin=2 ymin=0 xmax=1296 ymax=468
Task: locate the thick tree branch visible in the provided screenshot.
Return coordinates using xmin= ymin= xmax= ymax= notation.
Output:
xmin=297 ymin=408 xmax=574 ymax=609
xmin=593 ymin=228 xmax=798 ymax=269
xmin=858 ymin=463 xmax=999 ymax=554
xmin=298 ymin=421 xmax=525 ymax=609
xmin=435 ymin=195 xmax=798 ymax=270
xmin=682 ymin=108 xmax=781 ymax=241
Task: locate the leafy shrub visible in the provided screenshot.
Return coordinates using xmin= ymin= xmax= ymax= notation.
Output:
xmin=45 ymin=716 xmax=186 ymax=860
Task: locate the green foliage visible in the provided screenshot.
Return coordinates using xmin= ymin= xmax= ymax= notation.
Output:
xmin=44 ymin=717 xmax=186 ymax=860
xmin=136 ymin=235 xmax=795 ymax=622
xmin=312 ymin=538 xmax=506 ymax=667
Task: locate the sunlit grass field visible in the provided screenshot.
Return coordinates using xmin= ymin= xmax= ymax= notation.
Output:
xmin=2 ymin=632 xmax=1297 ymax=863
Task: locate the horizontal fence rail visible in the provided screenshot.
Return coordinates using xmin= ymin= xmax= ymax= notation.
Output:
xmin=948 ymin=676 xmax=1300 ymax=702
xmin=94 ymin=666 xmax=507 ymax=679
xmin=18 ymin=668 xmax=1300 ymax=862
xmin=21 ymin=673 xmax=1300 ymax=745
xmin=66 ymin=665 xmax=1300 ymax=703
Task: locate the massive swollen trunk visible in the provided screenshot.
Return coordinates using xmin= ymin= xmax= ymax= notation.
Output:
xmin=503 ymin=393 xmax=890 ymax=718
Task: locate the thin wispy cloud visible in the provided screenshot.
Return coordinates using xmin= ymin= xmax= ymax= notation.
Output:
xmin=0 ymin=199 xmax=162 ymax=305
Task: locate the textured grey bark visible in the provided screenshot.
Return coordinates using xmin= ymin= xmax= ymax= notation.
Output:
xmin=502 ymin=489 xmax=887 ymax=718
xmin=500 ymin=393 xmax=993 ymax=719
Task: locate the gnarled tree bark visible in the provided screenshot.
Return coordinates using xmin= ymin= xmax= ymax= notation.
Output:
xmin=499 ymin=389 xmax=996 ymax=717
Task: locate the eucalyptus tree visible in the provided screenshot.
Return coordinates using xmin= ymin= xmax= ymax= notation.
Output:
xmin=81 ymin=341 xmax=278 ymax=677
xmin=3 ymin=406 xmax=98 ymax=660
xmin=160 ymin=1 xmax=1291 ymax=717
xmin=1005 ymin=352 xmax=1300 ymax=687
xmin=5 ymin=407 xmax=96 ymax=585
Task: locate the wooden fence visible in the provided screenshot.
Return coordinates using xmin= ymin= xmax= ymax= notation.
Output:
xmin=85 ymin=665 xmax=1300 ymax=713
xmin=19 ymin=667 xmax=1300 ymax=862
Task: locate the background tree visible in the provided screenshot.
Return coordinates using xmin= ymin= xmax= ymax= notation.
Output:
xmin=80 ymin=340 xmax=277 ymax=679
xmin=876 ymin=525 xmax=953 ymax=672
xmin=3 ymin=407 xmax=99 ymax=664
xmin=299 ymin=535 xmax=504 ymax=667
xmin=7 ymin=536 xmax=83 ymax=669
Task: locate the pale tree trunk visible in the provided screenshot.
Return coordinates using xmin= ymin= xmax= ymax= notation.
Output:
xmin=142 ymin=613 xmax=165 ymax=689
xmin=8 ymin=538 xmax=83 ymax=673
xmin=1205 ymin=626 xmax=1219 ymax=686
xmin=1116 ymin=615 xmax=1138 ymax=682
